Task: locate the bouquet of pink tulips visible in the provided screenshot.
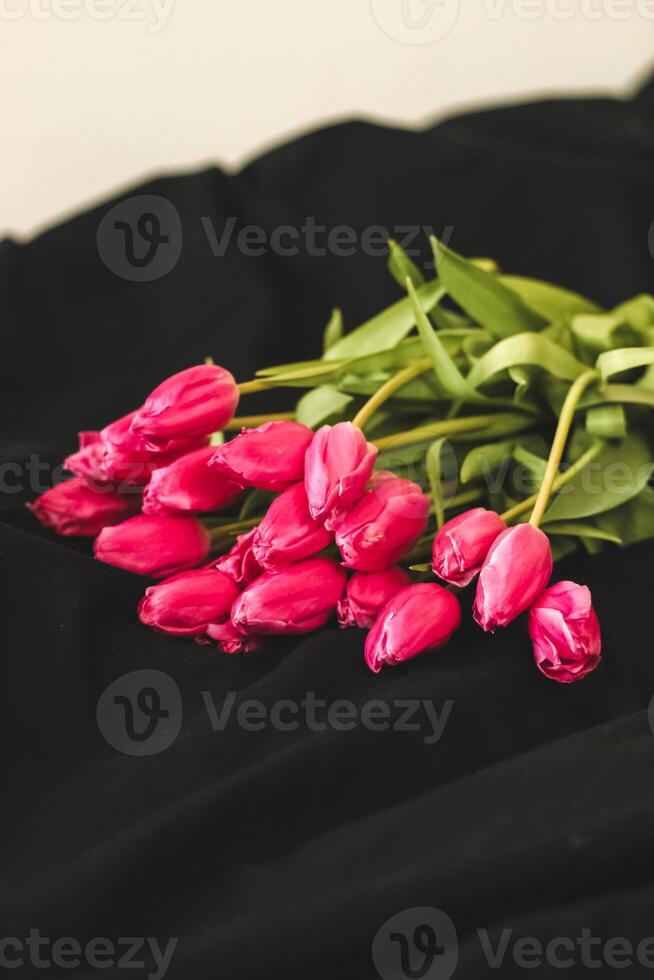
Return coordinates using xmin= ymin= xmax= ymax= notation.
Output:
xmin=30 ymin=238 xmax=654 ymax=682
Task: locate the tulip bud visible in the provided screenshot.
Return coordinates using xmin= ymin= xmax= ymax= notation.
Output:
xmin=138 ymin=567 xmax=239 ymax=637
xmin=529 ymin=581 xmax=601 ymax=683
xmin=95 ymin=514 xmax=210 ymax=578
xmin=142 ymin=446 xmax=243 ymax=516
xmin=231 ymin=557 xmax=346 ymax=635
xmin=210 ymin=421 xmax=313 ymax=492
xmin=64 ymin=432 xmax=106 ymax=483
xmin=100 ymin=411 xmax=205 ymax=485
xmin=473 ymin=524 xmax=553 ymax=632
xmin=304 ymin=422 xmax=377 ymax=522
xmin=333 ymin=472 xmax=430 ymax=572
xmin=28 ymin=478 xmax=141 ymax=537
xmin=205 ymin=620 xmax=263 ymax=655
xmin=213 ymin=528 xmax=262 ymax=587
xmin=130 ymin=365 xmax=239 ymax=447
xmin=432 ymin=508 xmax=506 ymax=587
xmin=364 ymin=583 xmax=461 ymax=673
xmin=337 ymin=567 xmax=411 ymax=629
xmin=251 ymin=482 xmax=333 ymax=573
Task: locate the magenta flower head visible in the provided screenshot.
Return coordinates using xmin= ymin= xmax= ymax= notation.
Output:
xmin=205 ymin=620 xmax=263 ymax=655
xmin=94 ymin=514 xmax=210 ymax=579
xmin=337 ymin=567 xmax=410 ymax=629
xmin=28 ymin=478 xmax=141 ymax=537
xmin=529 ymin=581 xmax=601 ymax=683
xmin=333 ymin=472 xmax=430 ymax=572
xmin=364 ymin=583 xmax=461 ymax=673
xmin=130 ymin=365 xmax=239 ymax=447
xmin=473 ymin=524 xmax=553 ymax=632
xmin=251 ymin=482 xmax=333 ymax=573
xmin=100 ymin=411 xmax=204 ymax=486
xmin=209 ymin=420 xmax=313 ymax=492
xmin=213 ymin=528 xmax=262 ymax=587
xmin=432 ymin=507 xmax=506 ymax=587
xmin=142 ymin=446 xmax=243 ymax=516
xmin=231 ymin=557 xmax=346 ymax=635
xmin=138 ymin=567 xmax=239 ymax=637
xmin=64 ymin=431 xmax=107 ymax=483
xmin=304 ymin=422 xmax=377 ymax=522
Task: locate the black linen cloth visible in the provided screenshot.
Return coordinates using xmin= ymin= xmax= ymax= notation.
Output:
xmin=1 ymin=79 xmax=654 ymax=979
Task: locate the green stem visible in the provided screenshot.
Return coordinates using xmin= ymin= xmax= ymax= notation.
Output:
xmin=351 ymin=358 xmax=431 ymax=430
xmin=224 ymin=412 xmax=295 ymax=431
xmin=440 ymin=487 xmax=484 ymax=512
xmin=374 ymin=413 xmax=522 ymax=452
xmin=237 ymin=379 xmax=271 ymax=395
xmin=501 ymin=441 xmax=603 ymax=524
xmin=208 ymin=517 xmax=260 ymax=544
xmin=528 ymin=370 xmax=599 ymax=528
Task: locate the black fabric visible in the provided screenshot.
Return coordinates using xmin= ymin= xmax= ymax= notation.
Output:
xmin=2 ymin=83 xmax=654 ymax=979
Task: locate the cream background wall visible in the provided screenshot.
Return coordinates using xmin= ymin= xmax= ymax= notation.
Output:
xmin=1 ymin=0 xmax=653 ymax=238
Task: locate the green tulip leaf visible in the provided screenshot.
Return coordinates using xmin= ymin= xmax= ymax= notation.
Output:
xmin=583 ymin=383 xmax=654 ymax=411
xmin=500 ymin=275 xmax=600 ymax=320
xmin=544 ymin=434 xmax=653 ymax=522
xmin=513 ymin=444 xmax=548 ymax=491
xmin=541 ymin=520 xmax=622 ymax=545
xmin=611 ymin=294 xmax=654 ymax=334
xmin=295 ymin=386 xmax=353 ymax=428
xmin=257 ymin=358 xmax=341 ymax=378
xmin=339 ymin=373 xmax=443 ymax=403
xmin=467 ymin=332 xmax=588 ymax=389
xmin=596 ymin=346 xmax=654 ymax=381
xmin=388 ymin=239 xmax=424 ymax=290
xmin=571 ymin=313 xmax=638 ymax=359
xmin=407 ymin=278 xmax=489 ymax=405
xmin=460 ymin=439 xmax=515 ymax=484
xmin=431 ymin=237 xmax=546 ymax=339
xmin=586 ymin=404 xmax=627 ymax=440
xmin=471 ymin=257 xmax=500 ymax=274
xmin=322 ymin=308 xmax=344 ymax=353
xmin=323 ymin=279 xmax=444 ymax=361
xmin=426 ymin=438 xmax=448 ymax=529
xmin=593 ymin=489 xmax=654 ymax=546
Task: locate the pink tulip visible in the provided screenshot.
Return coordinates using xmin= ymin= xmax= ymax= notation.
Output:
xmin=142 ymin=446 xmax=243 ymax=516
xmin=529 ymin=581 xmax=601 ymax=683
xmin=251 ymin=482 xmax=333 ymax=573
xmin=64 ymin=431 xmax=107 ymax=483
xmin=333 ymin=472 xmax=430 ymax=572
xmin=138 ymin=567 xmax=239 ymax=637
xmin=231 ymin=557 xmax=346 ymax=635
xmin=130 ymin=364 xmax=239 ymax=447
xmin=337 ymin=567 xmax=411 ymax=629
xmin=28 ymin=477 xmax=141 ymax=537
xmin=304 ymin=422 xmax=377 ymax=522
xmin=432 ymin=508 xmax=506 ymax=587
xmin=364 ymin=583 xmax=461 ymax=673
xmin=100 ymin=411 xmax=205 ymax=485
xmin=209 ymin=420 xmax=313 ymax=492
xmin=213 ymin=528 xmax=262 ymax=587
xmin=473 ymin=524 xmax=553 ymax=632
xmin=94 ymin=514 xmax=210 ymax=578
xmin=205 ymin=620 xmax=263 ymax=655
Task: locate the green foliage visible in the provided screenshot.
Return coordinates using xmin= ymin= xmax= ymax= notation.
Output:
xmin=248 ymin=235 xmax=654 ymax=564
